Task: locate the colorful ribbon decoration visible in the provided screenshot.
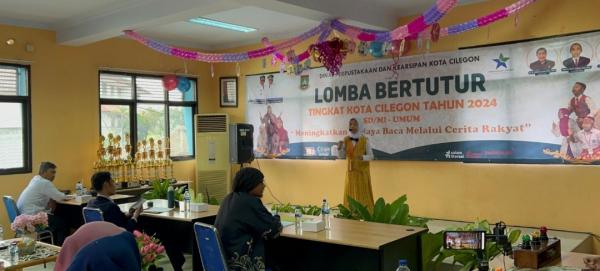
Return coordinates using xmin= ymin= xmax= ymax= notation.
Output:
xmin=335 ymin=0 xmax=536 ymax=40
xmin=442 ymin=0 xmax=536 ymax=36
xmin=262 ymin=24 xmax=332 ymax=65
xmin=124 ymin=21 xmax=329 ymax=63
xmin=123 ymin=0 xmax=536 ymax=64
xmin=330 ymin=0 xmax=458 ymax=42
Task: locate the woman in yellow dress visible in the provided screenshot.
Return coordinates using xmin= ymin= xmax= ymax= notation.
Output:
xmin=337 ymin=118 xmax=375 ymax=210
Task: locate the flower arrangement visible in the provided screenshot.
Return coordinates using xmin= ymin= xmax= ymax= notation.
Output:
xmin=133 ymin=230 xmax=166 ymax=271
xmin=11 ymin=212 xmax=48 ymax=234
xmin=10 ymin=212 xmax=48 ymax=255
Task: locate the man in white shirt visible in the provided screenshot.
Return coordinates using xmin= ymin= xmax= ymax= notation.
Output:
xmin=17 ymin=162 xmax=69 ymax=245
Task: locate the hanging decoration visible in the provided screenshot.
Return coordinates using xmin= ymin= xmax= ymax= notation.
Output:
xmin=162 ymin=75 xmax=177 ymax=91
xmin=310 ymin=37 xmax=351 ymax=75
xmin=124 ymin=20 xmax=330 ymax=63
xmin=176 ymin=76 xmax=191 ymax=93
xmin=286 ymin=59 xmax=312 ymax=76
xmin=357 ymin=41 xmax=369 ymax=56
xmin=122 ymin=0 xmax=537 ymax=68
xmin=389 ymin=39 xmax=407 ymax=56
xmin=331 ymin=0 xmax=536 ymax=41
xmin=430 ymin=23 xmax=441 ymax=42
xmin=369 ymin=42 xmax=384 ymax=58
xmin=123 ymin=0 xmax=458 ymax=63
xmin=330 ymin=0 xmax=458 ymax=42
xmin=261 ymin=24 xmax=332 ymax=67
xmin=388 ymin=39 xmax=408 ymax=79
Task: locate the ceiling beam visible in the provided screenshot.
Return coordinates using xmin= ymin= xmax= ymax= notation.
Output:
xmin=54 ymin=0 xmax=239 ymax=46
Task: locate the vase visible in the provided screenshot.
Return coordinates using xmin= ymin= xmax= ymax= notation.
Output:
xmin=18 ymin=232 xmax=37 ymax=256
xmin=147 ymin=264 xmax=164 ymax=271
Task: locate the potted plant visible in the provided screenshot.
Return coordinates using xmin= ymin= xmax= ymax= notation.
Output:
xmin=10 ymin=212 xmax=48 ymax=255
xmin=142 ymin=179 xmax=184 ymax=205
xmin=133 ymin=230 xmax=166 ymax=271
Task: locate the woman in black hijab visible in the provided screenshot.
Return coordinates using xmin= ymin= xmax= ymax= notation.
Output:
xmin=215 ymin=167 xmax=282 ymax=271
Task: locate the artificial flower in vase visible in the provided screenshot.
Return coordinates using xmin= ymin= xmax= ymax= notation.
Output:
xmin=133 ymin=230 xmax=166 ymax=271
xmin=10 ymin=212 xmax=49 ymax=255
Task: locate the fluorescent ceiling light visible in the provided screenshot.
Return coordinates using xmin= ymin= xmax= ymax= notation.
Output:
xmin=189 ymin=17 xmax=257 ymax=33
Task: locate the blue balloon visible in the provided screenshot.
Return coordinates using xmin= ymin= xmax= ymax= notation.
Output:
xmin=369 ymin=42 xmax=384 ymax=58
xmin=176 ymin=76 xmax=191 ymax=92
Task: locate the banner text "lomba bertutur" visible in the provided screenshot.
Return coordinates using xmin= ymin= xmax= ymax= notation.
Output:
xmin=315 ymin=73 xmax=485 ymax=103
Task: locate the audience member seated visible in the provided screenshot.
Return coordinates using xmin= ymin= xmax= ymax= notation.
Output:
xmin=55 ymin=221 xmax=125 ymax=271
xmin=86 ymin=172 xmax=141 ymax=232
xmin=16 ymin=162 xmax=69 ymax=245
xmin=67 ymin=231 xmax=141 ymax=271
xmin=215 ymin=167 xmax=283 ymax=271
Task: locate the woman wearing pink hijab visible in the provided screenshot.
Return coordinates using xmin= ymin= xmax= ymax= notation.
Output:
xmin=54 ymin=221 xmax=125 ymax=271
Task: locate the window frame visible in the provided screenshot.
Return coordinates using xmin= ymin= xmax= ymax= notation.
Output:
xmin=98 ymin=71 xmax=197 ymax=161
xmin=0 ymin=63 xmax=32 ymax=175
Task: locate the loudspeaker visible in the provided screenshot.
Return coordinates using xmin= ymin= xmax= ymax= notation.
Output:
xmin=229 ymin=123 xmax=254 ymax=164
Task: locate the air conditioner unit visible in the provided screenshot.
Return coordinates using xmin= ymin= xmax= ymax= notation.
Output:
xmin=195 ymin=113 xmax=230 ymax=203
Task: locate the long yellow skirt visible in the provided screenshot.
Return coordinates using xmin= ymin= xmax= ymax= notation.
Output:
xmin=343 ymin=167 xmax=375 ymax=211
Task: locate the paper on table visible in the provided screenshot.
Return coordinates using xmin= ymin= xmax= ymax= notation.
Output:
xmin=144 ymin=207 xmax=173 ymax=214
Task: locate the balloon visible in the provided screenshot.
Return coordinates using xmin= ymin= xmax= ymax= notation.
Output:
xmin=176 ymin=76 xmax=191 ymax=93
xmin=369 ymin=42 xmax=384 ymax=58
xmin=162 ymin=75 xmax=177 ymax=91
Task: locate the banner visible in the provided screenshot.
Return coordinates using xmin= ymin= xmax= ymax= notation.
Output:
xmin=246 ymin=31 xmax=600 ymax=164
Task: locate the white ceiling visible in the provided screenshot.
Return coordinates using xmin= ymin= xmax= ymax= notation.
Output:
xmin=0 ymin=0 xmax=487 ymax=49
xmin=0 ymin=0 xmax=124 ymax=27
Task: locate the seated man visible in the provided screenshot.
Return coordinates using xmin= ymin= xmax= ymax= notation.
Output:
xmin=17 ymin=162 xmax=69 ymax=245
xmin=86 ymin=172 xmax=141 ymax=232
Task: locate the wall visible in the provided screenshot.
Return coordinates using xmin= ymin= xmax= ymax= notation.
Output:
xmin=213 ymin=0 xmax=600 ymax=235
xmin=0 ymin=24 xmax=212 ymax=234
xmin=1 ymin=0 xmax=599 ymax=239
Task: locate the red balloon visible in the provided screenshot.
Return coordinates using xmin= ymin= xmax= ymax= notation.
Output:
xmin=162 ymin=75 xmax=177 ymax=91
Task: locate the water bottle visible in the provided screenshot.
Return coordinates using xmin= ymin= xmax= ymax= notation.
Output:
xmin=76 ymin=181 xmax=83 ymax=196
xmin=396 ymin=259 xmax=410 ymax=271
xmin=9 ymin=242 xmax=18 ymax=262
xmin=294 ymin=207 xmax=302 ymax=230
xmin=167 ymin=186 xmax=175 ymax=208
xmin=183 ymin=189 xmax=191 ymax=213
xmin=321 ymin=198 xmax=330 ymax=229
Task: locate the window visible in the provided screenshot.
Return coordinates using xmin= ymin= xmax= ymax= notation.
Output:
xmin=99 ymin=72 xmax=197 ymax=160
xmin=0 ymin=64 xmax=31 ymax=174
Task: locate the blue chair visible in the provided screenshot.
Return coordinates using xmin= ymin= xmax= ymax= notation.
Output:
xmin=2 ymin=196 xmax=19 ymax=223
xmin=82 ymin=207 xmax=104 ymax=223
xmin=194 ymin=222 xmax=229 ymax=271
xmin=2 ymin=195 xmax=54 ymax=244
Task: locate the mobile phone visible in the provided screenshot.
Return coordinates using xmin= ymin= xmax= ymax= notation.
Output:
xmin=443 ymin=231 xmax=486 ymax=250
